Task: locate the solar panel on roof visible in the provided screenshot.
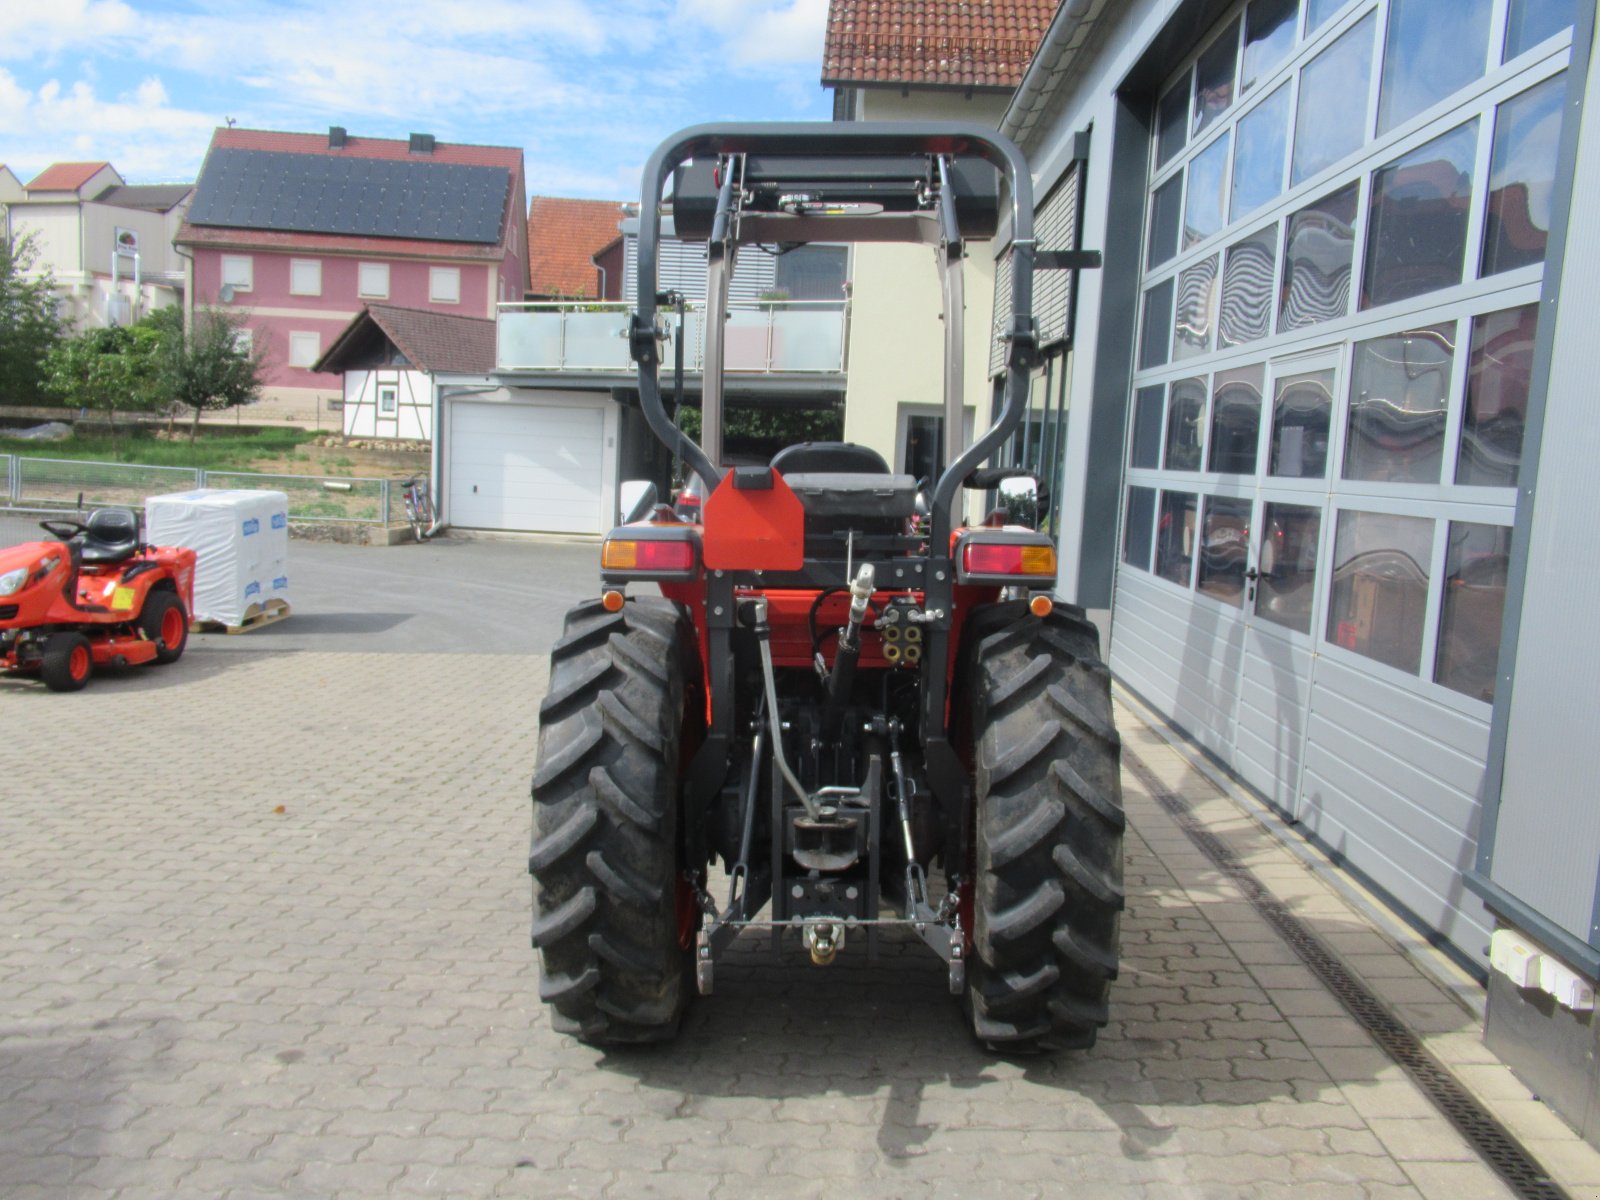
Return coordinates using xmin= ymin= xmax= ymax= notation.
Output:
xmin=187 ymin=148 xmax=509 ymax=244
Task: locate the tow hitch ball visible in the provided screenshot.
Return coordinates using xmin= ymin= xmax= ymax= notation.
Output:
xmin=805 ymin=921 xmax=845 ymax=966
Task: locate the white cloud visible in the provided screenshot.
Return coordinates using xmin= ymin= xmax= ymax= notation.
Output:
xmin=0 ymin=0 xmax=141 ymax=59
xmin=0 ymin=68 xmax=216 ymax=181
xmin=674 ymin=0 xmax=829 ymax=66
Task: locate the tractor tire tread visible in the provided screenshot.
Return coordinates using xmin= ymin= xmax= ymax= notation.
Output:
xmin=530 ymin=596 xmax=697 ymax=1046
xmin=963 ymin=602 xmax=1124 ymax=1051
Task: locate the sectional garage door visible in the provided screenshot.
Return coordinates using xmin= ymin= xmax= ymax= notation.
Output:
xmin=447 ymin=400 xmax=606 ymax=534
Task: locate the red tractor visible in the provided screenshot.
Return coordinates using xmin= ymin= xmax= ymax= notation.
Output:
xmin=0 ymin=508 xmax=195 ymax=692
xmin=530 ymin=123 xmax=1122 ymax=1051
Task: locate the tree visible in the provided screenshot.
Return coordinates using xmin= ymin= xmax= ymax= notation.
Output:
xmin=43 ymin=317 xmax=169 ymax=448
xmin=0 ymin=230 xmax=65 ymax=405
xmin=164 ymin=307 xmax=266 ymax=440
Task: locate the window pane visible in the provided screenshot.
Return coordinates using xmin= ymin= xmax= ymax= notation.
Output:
xmin=358 ymin=262 xmax=389 ymax=298
xmin=1140 ymin=278 xmax=1175 ymax=370
xmin=1219 ymin=226 xmax=1277 ymax=348
xmin=1209 ymin=365 xmax=1264 ymax=473
xmin=1194 ymin=19 xmax=1241 ymax=135
xmin=1165 ymin=377 xmax=1207 ymax=470
xmin=1306 ymin=0 xmax=1347 ymax=33
xmin=1158 ymin=74 xmax=1191 ymax=167
xmin=1344 ymin=324 xmax=1455 ymax=484
xmin=1278 ymin=182 xmax=1357 ymax=332
xmin=1458 ymin=303 xmax=1537 ymax=486
xmin=1184 ymin=132 xmax=1231 ymax=249
xmin=1156 ymin=491 xmax=1198 ymax=585
xmin=1173 ymin=255 xmax=1219 ymax=360
xmin=1292 ymin=14 xmax=1375 ymax=185
xmin=1242 ymin=0 xmax=1298 ymax=93
xmin=1436 ymin=522 xmax=1512 ymax=701
xmin=1326 ymin=510 xmax=1434 ymax=673
xmin=1482 ymin=73 xmax=1566 ymax=276
xmin=290 ymin=259 xmax=320 ymax=295
xmin=1147 ymin=175 xmax=1183 ymax=269
xmin=1231 ymin=84 xmax=1290 ymax=220
xmin=1505 ymin=0 xmax=1575 ymax=58
xmin=1124 ymin=486 xmax=1157 ymax=569
xmin=1270 ymin=367 xmax=1334 ymax=477
xmin=1378 ymin=0 xmax=1492 ymax=135
xmin=1362 ymin=120 xmax=1479 ymax=310
xmin=1130 ymin=385 xmax=1166 ymax=469
xmin=1257 ymin=503 xmax=1322 ymax=634
xmin=1199 ymin=496 xmax=1253 ymax=606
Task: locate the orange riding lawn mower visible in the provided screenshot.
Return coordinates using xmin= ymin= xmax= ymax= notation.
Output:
xmin=0 ymin=509 xmax=195 ymax=692
xmin=530 ymin=123 xmax=1124 ymax=1051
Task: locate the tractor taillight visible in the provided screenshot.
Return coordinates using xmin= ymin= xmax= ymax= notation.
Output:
xmin=602 ymin=537 xmax=697 ymax=574
xmin=962 ymin=542 xmax=1056 ymax=577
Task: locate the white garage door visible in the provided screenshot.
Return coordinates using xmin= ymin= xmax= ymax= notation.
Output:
xmin=448 ymin=401 xmax=606 ymax=533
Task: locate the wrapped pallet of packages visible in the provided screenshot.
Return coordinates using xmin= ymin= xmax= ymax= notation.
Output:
xmin=144 ymin=489 xmax=291 ymax=629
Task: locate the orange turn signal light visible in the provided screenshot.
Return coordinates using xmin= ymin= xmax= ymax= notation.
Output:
xmin=1029 ymin=594 xmax=1054 ymax=618
xmin=962 ymin=542 xmax=1057 ymax=577
xmin=601 ymin=538 xmax=696 ymax=573
xmin=601 ymin=590 xmax=626 ymax=612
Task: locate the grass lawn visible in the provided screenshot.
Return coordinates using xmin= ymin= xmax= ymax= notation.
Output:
xmin=0 ymin=427 xmax=319 ymax=471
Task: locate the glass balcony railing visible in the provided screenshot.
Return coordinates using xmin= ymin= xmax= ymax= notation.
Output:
xmin=495 ymin=301 xmax=848 ymax=374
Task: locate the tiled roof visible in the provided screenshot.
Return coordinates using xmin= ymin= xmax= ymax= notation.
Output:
xmin=212 ymin=128 xmax=521 ymax=171
xmin=95 ymin=184 xmax=194 ymax=212
xmin=526 ymin=196 xmax=624 ymax=299
xmin=821 ymin=0 xmax=1051 ymax=89
xmin=315 ymin=304 xmax=496 ymax=375
xmin=176 ymin=126 xmax=524 ymax=259
xmin=25 ymin=162 xmax=115 ymax=192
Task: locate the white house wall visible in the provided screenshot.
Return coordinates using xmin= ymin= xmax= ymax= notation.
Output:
xmin=343 ymin=368 xmax=432 ymax=441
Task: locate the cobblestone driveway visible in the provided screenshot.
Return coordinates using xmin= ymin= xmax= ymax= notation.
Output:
xmin=3 ymin=645 xmax=1598 ymax=1198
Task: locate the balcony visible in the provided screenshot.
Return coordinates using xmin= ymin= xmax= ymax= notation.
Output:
xmin=495 ymin=301 xmax=848 ymax=375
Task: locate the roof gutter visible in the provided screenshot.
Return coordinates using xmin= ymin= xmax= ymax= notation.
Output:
xmin=1000 ymin=0 xmax=1107 ymax=149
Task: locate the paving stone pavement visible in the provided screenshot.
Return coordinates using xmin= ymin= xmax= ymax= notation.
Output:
xmin=3 ymin=646 xmax=1600 ymax=1199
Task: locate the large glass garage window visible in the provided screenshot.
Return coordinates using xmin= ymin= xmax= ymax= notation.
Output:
xmin=1121 ymin=0 xmax=1569 ymax=710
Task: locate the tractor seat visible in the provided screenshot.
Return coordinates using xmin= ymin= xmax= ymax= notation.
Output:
xmin=771 ymin=441 xmax=890 ymax=476
xmin=79 ymin=507 xmax=141 ymax=565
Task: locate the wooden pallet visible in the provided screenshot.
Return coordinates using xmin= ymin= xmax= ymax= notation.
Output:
xmin=190 ymin=599 xmax=291 ymax=635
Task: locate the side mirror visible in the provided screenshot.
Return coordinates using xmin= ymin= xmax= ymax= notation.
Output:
xmin=997 ymin=475 xmax=1040 ymax=529
xmin=619 ymin=480 xmax=658 ymax=525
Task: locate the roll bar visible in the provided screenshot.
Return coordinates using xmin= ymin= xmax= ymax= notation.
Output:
xmin=630 ymin=121 xmax=1038 ymax=545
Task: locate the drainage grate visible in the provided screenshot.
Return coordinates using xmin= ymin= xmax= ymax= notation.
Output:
xmin=1124 ymin=751 xmax=1569 ymax=1200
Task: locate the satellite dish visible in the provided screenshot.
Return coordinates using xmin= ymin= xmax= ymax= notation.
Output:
xmin=219 ymin=284 xmax=236 ymax=303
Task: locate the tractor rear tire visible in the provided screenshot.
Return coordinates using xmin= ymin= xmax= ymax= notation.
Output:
xmin=529 ymin=596 xmax=698 ymax=1045
xmin=41 ymin=632 xmax=93 ymax=693
xmin=965 ymin=602 xmax=1124 ymax=1051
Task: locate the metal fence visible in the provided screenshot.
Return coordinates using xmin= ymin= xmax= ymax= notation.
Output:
xmin=1 ymin=455 xmax=392 ymax=526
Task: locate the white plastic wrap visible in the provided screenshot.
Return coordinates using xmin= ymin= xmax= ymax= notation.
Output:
xmin=144 ymin=489 xmax=291 ymax=627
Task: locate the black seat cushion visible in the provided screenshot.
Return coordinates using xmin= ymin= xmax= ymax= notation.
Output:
xmin=771 ymin=441 xmax=890 ymax=476
xmin=80 ymin=507 xmax=141 ymax=565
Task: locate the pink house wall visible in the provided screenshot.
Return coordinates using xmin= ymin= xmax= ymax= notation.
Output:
xmin=193 ymin=248 xmax=509 ymax=389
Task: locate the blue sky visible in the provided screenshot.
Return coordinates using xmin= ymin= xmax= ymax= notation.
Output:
xmin=1 ymin=0 xmax=832 ymax=199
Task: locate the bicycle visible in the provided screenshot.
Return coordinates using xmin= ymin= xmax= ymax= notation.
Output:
xmin=399 ymin=475 xmax=435 ymax=542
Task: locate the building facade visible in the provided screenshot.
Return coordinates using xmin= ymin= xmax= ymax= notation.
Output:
xmin=177 ymin=128 xmax=528 ymax=426
xmin=976 ymin=0 xmax=1592 ymax=1143
xmin=6 ymin=162 xmax=192 ymax=332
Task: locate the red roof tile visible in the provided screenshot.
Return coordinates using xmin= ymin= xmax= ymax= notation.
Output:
xmin=821 ymin=0 xmax=1051 ymax=89
xmin=212 ymin=128 xmax=521 ymax=171
xmin=526 ymin=196 xmax=624 ymax=299
xmin=26 ymin=162 xmax=115 ymax=192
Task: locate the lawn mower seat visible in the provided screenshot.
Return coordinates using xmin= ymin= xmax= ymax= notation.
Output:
xmin=79 ymin=508 xmax=141 ymax=565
